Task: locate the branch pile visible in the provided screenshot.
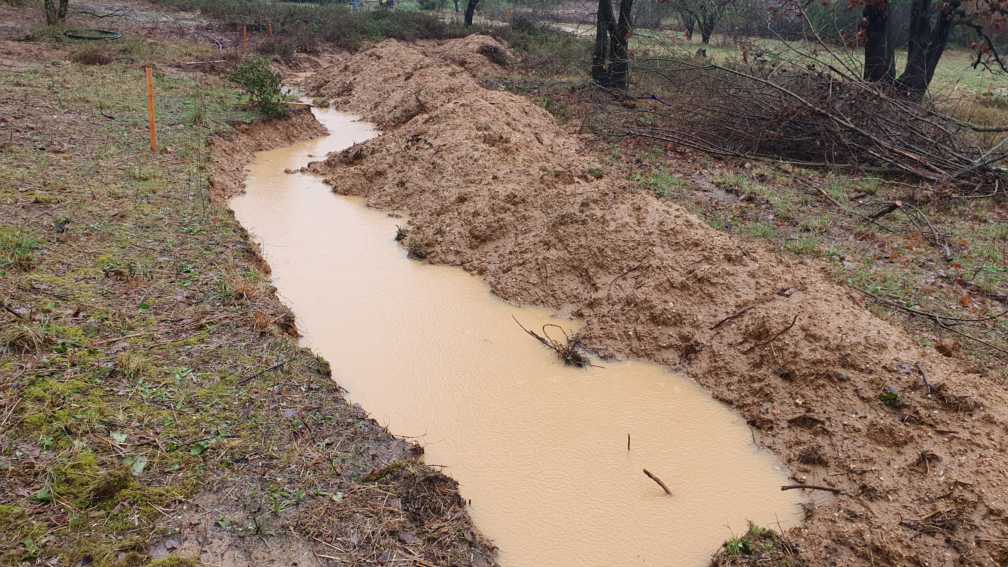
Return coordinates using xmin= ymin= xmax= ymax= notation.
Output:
xmin=601 ymin=59 xmax=1008 ymax=193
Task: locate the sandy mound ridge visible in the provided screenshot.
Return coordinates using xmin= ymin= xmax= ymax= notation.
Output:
xmin=308 ymin=37 xmax=1008 ymax=564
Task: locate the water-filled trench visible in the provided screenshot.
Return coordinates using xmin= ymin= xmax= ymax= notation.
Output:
xmin=230 ymin=107 xmax=804 ymax=566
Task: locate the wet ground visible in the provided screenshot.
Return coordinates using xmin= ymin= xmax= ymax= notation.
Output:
xmin=231 ymin=107 xmax=804 ymax=566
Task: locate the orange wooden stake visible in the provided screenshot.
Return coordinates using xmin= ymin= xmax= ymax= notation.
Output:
xmin=268 ymin=22 xmax=273 ymax=37
xmin=145 ymin=65 xmax=158 ymax=156
xmin=242 ymin=24 xmax=248 ymax=51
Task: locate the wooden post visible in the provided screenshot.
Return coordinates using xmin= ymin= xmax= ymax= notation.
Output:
xmin=268 ymin=22 xmax=273 ymax=37
xmin=242 ymin=24 xmax=248 ymax=52
xmin=145 ymin=65 xmax=158 ymax=156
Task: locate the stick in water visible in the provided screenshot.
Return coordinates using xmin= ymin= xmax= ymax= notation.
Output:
xmin=643 ymin=469 xmax=671 ymax=495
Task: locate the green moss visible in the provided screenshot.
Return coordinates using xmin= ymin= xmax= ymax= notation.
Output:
xmin=0 ymin=505 xmax=46 ymax=563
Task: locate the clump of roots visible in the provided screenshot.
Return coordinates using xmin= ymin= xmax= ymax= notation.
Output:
xmin=512 ymin=316 xmax=592 ymax=367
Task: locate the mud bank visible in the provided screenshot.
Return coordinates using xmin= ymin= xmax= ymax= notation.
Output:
xmin=210 ymin=105 xmax=326 ymax=201
xmin=306 ymin=37 xmax=1008 ymax=564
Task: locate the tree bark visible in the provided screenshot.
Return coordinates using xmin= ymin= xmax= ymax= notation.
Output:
xmin=699 ymin=15 xmax=715 ymax=44
xmin=608 ymin=0 xmax=634 ymax=89
xmin=464 ymin=0 xmax=479 ymax=26
xmin=896 ymin=0 xmax=957 ymax=97
xmin=679 ymin=10 xmax=694 ymax=40
xmin=863 ymin=0 xmax=895 ymax=82
xmin=45 ymin=0 xmax=69 ymax=25
xmin=593 ymin=0 xmax=615 ymax=84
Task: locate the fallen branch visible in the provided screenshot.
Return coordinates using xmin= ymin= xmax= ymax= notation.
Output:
xmin=238 ymin=358 xmax=290 ymax=386
xmin=781 ymin=483 xmax=844 ymax=495
xmin=643 ymin=468 xmax=672 ymax=495
xmin=742 ymin=314 xmax=800 ymax=354
xmin=711 ymin=304 xmax=755 ymax=331
xmin=915 ymin=362 xmax=934 ymax=396
xmin=512 ymin=315 xmax=594 ymax=368
xmin=2 ymin=301 xmax=25 ymax=320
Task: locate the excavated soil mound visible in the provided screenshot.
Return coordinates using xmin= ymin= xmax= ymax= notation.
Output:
xmin=308 ymin=37 xmax=1008 ymax=565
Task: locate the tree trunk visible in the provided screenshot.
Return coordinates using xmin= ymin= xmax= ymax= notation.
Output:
xmin=45 ymin=0 xmax=69 ymax=25
xmin=679 ymin=11 xmax=694 ymax=40
xmin=863 ymin=1 xmax=895 ymax=82
xmin=608 ymin=0 xmax=634 ymax=89
xmin=896 ymin=0 xmax=957 ymax=97
xmin=464 ymin=0 xmax=479 ymax=26
xmin=454 ymin=0 xmax=459 ymax=12
xmin=699 ymin=16 xmax=715 ymax=44
xmin=593 ymin=0 xmax=615 ymax=84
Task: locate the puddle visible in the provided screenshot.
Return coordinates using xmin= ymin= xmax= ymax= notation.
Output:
xmin=230 ymin=107 xmax=805 ymax=566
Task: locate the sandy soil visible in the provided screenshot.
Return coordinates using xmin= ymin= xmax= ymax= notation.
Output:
xmin=306 ymin=36 xmax=1008 ymax=565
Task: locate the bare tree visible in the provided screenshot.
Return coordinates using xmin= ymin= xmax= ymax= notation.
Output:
xmin=855 ymin=0 xmax=1008 ymax=96
xmin=464 ymin=0 xmax=479 ymax=26
xmin=678 ymin=10 xmax=696 ymax=40
xmin=663 ymin=0 xmax=737 ymax=44
xmin=45 ymin=0 xmax=69 ymax=25
xmin=861 ymin=0 xmax=895 ymax=82
xmin=895 ymin=0 xmax=956 ymax=96
xmin=593 ymin=0 xmax=636 ymax=89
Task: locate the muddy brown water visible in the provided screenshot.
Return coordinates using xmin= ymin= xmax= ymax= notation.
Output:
xmin=231 ymin=107 xmax=805 ymax=566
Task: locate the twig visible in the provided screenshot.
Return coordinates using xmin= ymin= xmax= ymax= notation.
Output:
xmin=238 ymin=358 xmax=289 ymax=386
xmin=607 ymin=260 xmax=646 ymax=291
xmin=742 ymin=314 xmax=800 ymax=354
xmin=2 ymin=302 xmax=25 ymax=320
xmin=869 ymin=201 xmax=900 ymax=221
xmin=178 ymin=59 xmax=229 ymax=66
xmin=0 ymin=397 xmax=20 ymax=433
xmin=915 ymin=362 xmax=933 ymax=396
xmin=858 ymin=288 xmax=1008 ymax=324
xmin=781 ymin=483 xmax=844 ymax=495
xmin=711 ymin=304 xmax=754 ymax=330
xmin=643 ymin=468 xmax=671 ymax=495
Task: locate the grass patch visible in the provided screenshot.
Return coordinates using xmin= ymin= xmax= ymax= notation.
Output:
xmin=0 ymin=226 xmax=38 ymax=271
xmin=634 ymin=168 xmax=687 ymax=198
xmin=713 ymin=523 xmax=799 ymax=565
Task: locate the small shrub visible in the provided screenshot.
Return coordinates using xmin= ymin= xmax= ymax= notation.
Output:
xmin=256 ymin=37 xmax=297 ymax=62
xmin=229 ymin=57 xmax=287 ymax=118
xmin=70 ymin=46 xmax=112 ymax=66
xmin=879 ymin=387 xmax=903 ymax=408
xmin=712 ymin=523 xmax=799 ymax=566
xmin=116 ymin=352 xmax=150 ymax=380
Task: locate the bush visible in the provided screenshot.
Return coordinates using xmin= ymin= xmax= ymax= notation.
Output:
xmin=229 ymin=57 xmax=287 ymax=118
xmin=70 ymin=46 xmax=113 ymax=65
xmin=147 ymin=0 xmax=467 ymax=51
